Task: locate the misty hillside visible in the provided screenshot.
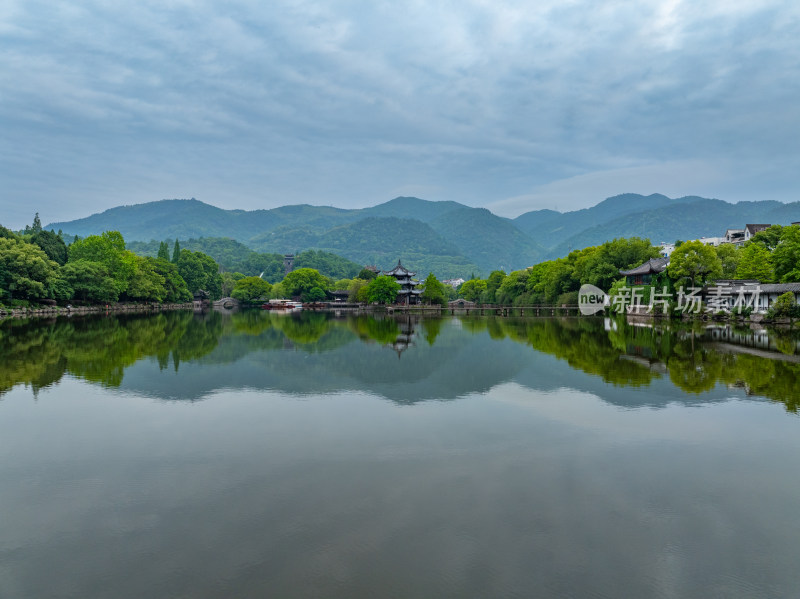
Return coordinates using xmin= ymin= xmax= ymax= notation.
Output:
xmin=47 ymin=194 xmax=800 ymax=277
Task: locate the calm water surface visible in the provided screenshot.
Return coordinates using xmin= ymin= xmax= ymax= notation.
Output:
xmin=1 ymin=311 xmax=800 ymax=598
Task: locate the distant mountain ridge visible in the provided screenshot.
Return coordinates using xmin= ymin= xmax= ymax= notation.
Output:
xmin=47 ymin=194 xmax=800 ymax=277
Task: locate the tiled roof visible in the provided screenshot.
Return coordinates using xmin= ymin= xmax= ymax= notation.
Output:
xmin=619 ymin=257 xmax=670 ymax=276
xmin=745 ymin=224 xmax=771 ymax=235
xmin=759 ymin=283 xmax=800 ymax=293
xmin=383 ymin=260 xmax=416 ymax=277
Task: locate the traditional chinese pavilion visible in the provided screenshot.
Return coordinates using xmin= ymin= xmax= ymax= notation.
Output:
xmin=619 ymin=257 xmax=669 ymax=286
xmin=382 ymin=260 xmax=422 ymax=305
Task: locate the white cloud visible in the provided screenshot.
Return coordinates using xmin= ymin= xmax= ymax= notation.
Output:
xmin=1 ymin=0 xmax=799 ymax=228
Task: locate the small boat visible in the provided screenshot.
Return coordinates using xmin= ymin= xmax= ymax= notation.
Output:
xmin=261 ymin=299 xmax=303 ymax=311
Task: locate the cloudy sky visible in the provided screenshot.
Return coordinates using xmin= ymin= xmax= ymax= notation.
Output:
xmin=2 ymin=0 xmax=799 ymax=229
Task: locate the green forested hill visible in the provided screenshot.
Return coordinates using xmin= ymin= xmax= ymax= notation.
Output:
xmin=361 ymin=197 xmax=467 ymax=223
xmin=513 ymin=193 xmax=702 ymax=249
xmin=430 ymin=207 xmax=544 ymax=272
xmin=48 ymin=193 xmax=800 ymax=279
xmin=127 ymin=238 xmax=362 ymax=281
xmin=49 ymin=199 xmax=254 ymax=241
xmin=547 ymin=199 xmax=800 ymax=258
xmin=250 ymin=217 xmax=481 ymax=278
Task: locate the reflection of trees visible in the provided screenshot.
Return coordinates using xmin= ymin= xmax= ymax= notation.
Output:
xmin=771 ymin=329 xmax=800 ymax=356
xmin=422 ymin=318 xmax=443 ymax=346
xmin=0 ymin=312 xmax=220 ymax=395
xmin=666 ymin=340 xmax=724 ymax=394
xmin=464 ymin=317 xmax=658 ymax=387
xmin=348 ymin=315 xmax=400 ymax=345
xmin=519 ymin=318 xmax=657 ymax=387
xmin=457 ymin=316 xmax=800 ymax=412
xmin=0 ymin=319 xmax=67 ymax=396
xmin=3 ymin=311 xmax=800 ymax=413
xmin=272 ymin=312 xmax=332 ymax=347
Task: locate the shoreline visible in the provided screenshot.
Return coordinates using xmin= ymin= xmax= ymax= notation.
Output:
xmin=0 ymin=302 xmax=194 ymax=319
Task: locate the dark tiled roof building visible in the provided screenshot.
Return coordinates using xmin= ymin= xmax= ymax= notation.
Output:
xmin=619 ymin=257 xmax=670 ymax=285
xmin=744 ymin=224 xmax=771 ymax=241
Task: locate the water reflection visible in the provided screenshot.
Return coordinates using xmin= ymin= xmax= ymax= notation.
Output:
xmin=2 ymin=311 xmax=799 ymax=412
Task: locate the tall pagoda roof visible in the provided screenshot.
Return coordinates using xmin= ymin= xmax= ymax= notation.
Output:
xmin=619 ymin=257 xmax=670 ymax=276
xmin=383 ymin=260 xmax=416 ymax=277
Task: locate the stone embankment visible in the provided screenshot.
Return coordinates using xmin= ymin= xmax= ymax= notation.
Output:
xmin=0 ymin=303 xmax=193 ymax=319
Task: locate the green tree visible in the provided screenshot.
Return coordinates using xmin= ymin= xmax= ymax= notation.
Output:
xmin=125 ymin=256 xmax=166 ymax=302
xmin=483 ymin=270 xmax=507 ymax=303
xmin=152 ymin=258 xmax=192 ymax=302
xmin=357 ymin=268 xmax=378 ymax=280
xmin=231 ymin=276 xmax=273 ymax=302
xmin=177 ymin=249 xmax=223 ymax=299
xmin=735 ymin=243 xmax=774 ymax=282
xmin=69 ymin=231 xmax=136 ymax=296
xmin=61 ymin=260 xmax=119 ymax=303
xmin=540 ymin=260 xmax=574 ymax=302
xmin=667 ymin=240 xmax=722 ymax=286
xmin=749 ymin=225 xmax=783 ymax=251
xmin=292 ymin=249 xmax=361 ymax=279
xmin=459 ymin=279 xmax=486 ymax=302
xmin=768 ymin=292 xmax=798 ymax=318
xmin=714 ymin=243 xmax=740 ymax=279
xmin=0 ymin=237 xmax=59 ymax=300
xmin=572 ymin=238 xmax=660 ymax=291
xmin=281 ymin=268 xmax=330 ymax=300
xmin=347 ymin=278 xmax=369 ymax=303
xmin=420 ymin=273 xmax=446 ymax=305
xmin=270 ymin=282 xmax=285 ymax=299
xmin=332 ymin=278 xmax=352 ymax=291
xmin=31 ymin=229 xmax=68 ymax=266
xmin=24 ymin=213 xmax=43 ymax=235
xmin=525 ymin=262 xmax=550 ymax=298
xmin=772 ymin=225 xmax=800 ymax=283
xmin=172 ymin=239 xmax=181 ymax=263
xmin=496 ymin=269 xmax=529 ymax=305
xmin=305 ymin=286 xmax=327 ymax=302
xmin=157 ymin=241 xmax=171 ymax=261
xmin=365 ymin=275 xmax=400 ymax=304
xmin=221 ymin=271 xmax=246 ymax=297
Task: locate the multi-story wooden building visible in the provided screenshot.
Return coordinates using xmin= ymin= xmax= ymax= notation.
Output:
xmin=382 ymin=261 xmax=422 ymax=305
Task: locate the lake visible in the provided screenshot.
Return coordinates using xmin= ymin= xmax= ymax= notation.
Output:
xmin=1 ymin=310 xmax=799 ymax=598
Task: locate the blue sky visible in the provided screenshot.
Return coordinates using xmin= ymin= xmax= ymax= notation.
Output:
xmin=2 ymin=0 xmax=799 ymax=229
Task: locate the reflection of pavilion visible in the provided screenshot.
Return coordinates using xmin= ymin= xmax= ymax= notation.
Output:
xmin=388 ymin=315 xmax=418 ymax=358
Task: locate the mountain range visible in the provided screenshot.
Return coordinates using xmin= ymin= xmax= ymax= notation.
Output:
xmin=47 ymin=194 xmax=800 ymax=278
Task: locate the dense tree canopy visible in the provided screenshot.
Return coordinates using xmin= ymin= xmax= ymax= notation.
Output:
xmin=420 ymin=273 xmax=446 ymax=305
xmin=459 ymin=278 xmax=486 ymax=302
xmin=735 ymin=243 xmax=774 ymax=282
xmin=61 ymin=260 xmax=120 ymax=303
xmin=177 ymin=249 xmax=223 ymax=299
xmin=357 ymin=268 xmax=378 ymax=281
xmin=715 ymin=243 xmax=740 ymax=279
xmin=232 ymin=276 xmax=272 ymax=302
xmin=772 ymin=225 xmax=800 ymax=283
xmin=69 ymin=231 xmax=137 ymax=296
xmin=365 ymin=275 xmax=400 ymax=304
xmin=667 ymin=241 xmax=722 ymax=286
xmin=281 ymin=268 xmax=330 ymax=301
xmin=0 ymin=224 xmax=214 ymax=306
xmin=31 ymin=229 xmax=68 ymax=266
xmin=0 ymin=237 xmax=59 ymax=300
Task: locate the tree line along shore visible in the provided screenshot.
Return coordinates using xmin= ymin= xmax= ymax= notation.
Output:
xmin=3 ymin=214 xmax=799 ymax=320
